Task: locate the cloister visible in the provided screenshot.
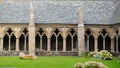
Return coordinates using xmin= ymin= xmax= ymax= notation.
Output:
xmin=0 ymin=1 xmax=120 ymax=56
xmin=0 ymin=24 xmax=120 ymax=56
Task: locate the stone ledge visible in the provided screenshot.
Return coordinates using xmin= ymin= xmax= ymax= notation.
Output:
xmin=0 ymin=51 xmax=78 ymax=56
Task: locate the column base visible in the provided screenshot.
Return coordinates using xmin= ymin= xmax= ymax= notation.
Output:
xmin=111 ymin=50 xmax=114 ymax=53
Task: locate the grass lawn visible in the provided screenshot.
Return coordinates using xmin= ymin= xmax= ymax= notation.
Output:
xmin=0 ymin=56 xmax=120 ymax=68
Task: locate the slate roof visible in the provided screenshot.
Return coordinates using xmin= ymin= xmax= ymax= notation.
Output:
xmin=0 ymin=1 xmax=120 ymax=24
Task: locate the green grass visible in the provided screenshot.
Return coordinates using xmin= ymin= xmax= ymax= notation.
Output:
xmin=0 ymin=56 xmax=120 ymax=68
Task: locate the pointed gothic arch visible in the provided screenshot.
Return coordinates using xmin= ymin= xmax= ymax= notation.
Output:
xmin=3 ymin=28 xmax=16 ymax=51
xmin=19 ymin=28 xmax=29 ymax=51
xmin=35 ymin=28 xmax=47 ymax=51
xmin=85 ymin=28 xmax=94 ymax=52
xmin=50 ymin=28 xmax=63 ymax=51
xmin=98 ymin=29 xmax=111 ymax=51
xmin=66 ymin=28 xmax=78 ymax=51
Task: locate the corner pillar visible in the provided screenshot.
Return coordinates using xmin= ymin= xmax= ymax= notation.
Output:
xmin=78 ymin=7 xmax=85 ymax=56
xmin=28 ymin=2 xmax=35 ymax=55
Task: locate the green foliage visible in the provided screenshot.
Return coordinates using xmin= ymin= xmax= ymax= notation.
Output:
xmin=99 ymin=50 xmax=112 ymax=60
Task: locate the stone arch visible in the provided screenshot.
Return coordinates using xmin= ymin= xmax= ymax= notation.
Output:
xmin=67 ymin=28 xmax=77 ymax=36
xmin=85 ymin=28 xmax=94 ymax=52
xmin=85 ymin=28 xmax=94 ymax=34
xmin=3 ymin=27 xmax=15 ymax=36
xmin=19 ymin=28 xmax=28 ymax=51
xmin=98 ymin=28 xmax=110 ymax=37
xmin=3 ymin=28 xmax=16 ymax=51
xmin=66 ymin=28 xmax=78 ymax=51
xmin=51 ymin=28 xmax=62 ymax=35
xmin=50 ymin=28 xmax=63 ymax=51
xmin=36 ymin=27 xmax=47 ymax=35
xmin=98 ymin=29 xmax=111 ymax=51
xmin=35 ymin=27 xmax=47 ymax=51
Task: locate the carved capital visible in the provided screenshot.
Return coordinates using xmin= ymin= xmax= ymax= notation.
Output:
xmin=61 ymin=28 xmax=68 ymax=38
xmin=45 ymin=28 xmax=53 ymax=38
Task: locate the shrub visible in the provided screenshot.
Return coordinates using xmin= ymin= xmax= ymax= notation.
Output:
xmin=93 ymin=54 xmax=101 ymax=59
xmin=83 ymin=61 xmax=107 ymax=68
xmin=74 ymin=63 xmax=83 ymax=68
xmin=74 ymin=61 xmax=107 ymax=68
xmin=88 ymin=51 xmax=99 ymax=57
xmin=99 ymin=50 xmax=112 ymax=60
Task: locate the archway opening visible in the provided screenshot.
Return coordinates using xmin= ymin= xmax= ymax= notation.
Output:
xmin=3 ymin=28 xmax=16 ymax=51
xmin=35 ymin=34 xmax=40 ymax=50
xmin=19 ymin=34 xmax=24 ymax=50
xmin=58 ymin=34 xmax=63 ymax=51
xmin=19 ymin=28 xmax=28 ymax=51
xmin=98 ymin=35 xmax=103 ymax=51
xmin=51 ymin=34 xmax=56 ymax=51
xmin=89 ymin=35 xmax=94 ymax=51
xmin=35 ymin=28 xmax=47 ymax=51
xmin=73 ymin=34 xmax=78 ymax=51
xmin=11 ymin=34 xmax=16 ymax=51
xmin=66 ymin=34 xmax=71 ymax=51
xmin=3 ymin=34 xmax=9 ymax=51
xmin=42 ymin=34 xmax=47 ymax=51
xmin=85 ymin=29 xmax=94 ymax=52
xmin=66 ymin=28 xmax=77 ymax=51
xmin=118 ymin=36 xmax=120 ymax=52
xmin=105 ymin=35 xmax=111 ymax=51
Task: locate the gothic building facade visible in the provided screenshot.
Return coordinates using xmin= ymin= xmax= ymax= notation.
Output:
xmin=0 ymin=1 xmax=120 ymax=56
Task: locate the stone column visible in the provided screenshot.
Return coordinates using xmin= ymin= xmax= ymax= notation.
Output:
xmin=86 ymin=36 xmax=89 ymax=52
xmin=92 ymin=28 xmax=99 ymax=52
xmin=46 ymin=28 xmax=52 ymax=52
xmin=94 ymin=37 xmax=98 ymax=51
xmin=28 ymin=2 xmax=35 ymax=55
xmin=63 ymin=37 xmax=66 ymax=52
xmin=16 ymin=38 xmax=19 ymax=51
xmin=24 ymin=36 xmax=26 ymax=51
xmin=15 ymin=29 xmax=20 ymax=51
xmin=103 ymin=37 xmax=105 ymax=50
xmin=71 ymin=37 xmax=73 ymax=51
xmin=0 ymin=38 xmax=3 ymax=51
xmin=40 ymin=37 xmax=42 ymax=51
xmin=47 ymin=37 xmax=51 ymax=51
xmin=78 ymin=7 xmax=85 ymax=56
xmin=8 ymin=36 xmax=11 ymax=51
xmin=111 ymin=37 xmax=114 ymax=52
xmin=62 ymin=28 xmax=67 ymax=52
xmin=116 ymin=37 xmax=118 ymax=53
xmin=56 ymin=36 xmax=58 ymax=51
